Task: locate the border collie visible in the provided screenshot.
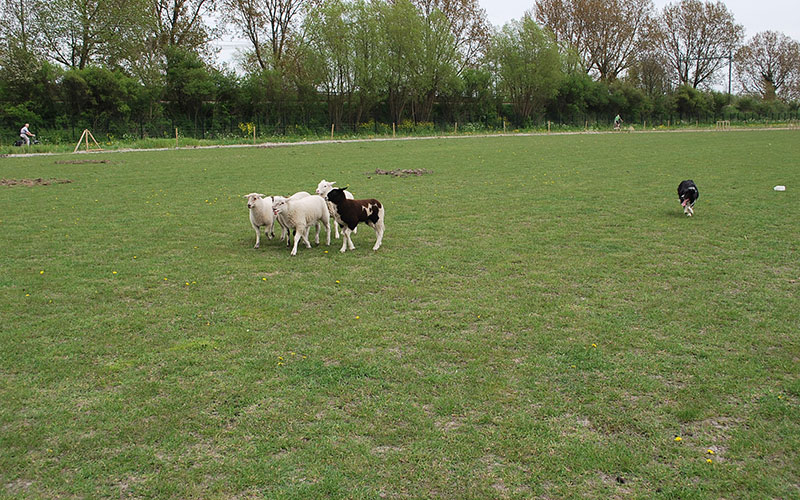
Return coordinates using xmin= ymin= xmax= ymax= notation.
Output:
xmin=678 ymin=180 xmax=699 ymax=217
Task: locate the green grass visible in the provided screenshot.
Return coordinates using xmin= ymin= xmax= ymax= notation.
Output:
xmin=1 ymin=130 xmax=798 ymax=499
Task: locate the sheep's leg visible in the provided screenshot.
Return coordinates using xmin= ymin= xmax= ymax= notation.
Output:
xmin=372 ymin=219 xmax=384 ymax=251
xmin=302 ymin=226 xmax=312 ymax=248
xmin=324 ymin=218 xmax=330 ymax=246
xmin=333 ymin=217 xmax=340 ymax=239
xmin=346 ymin=227 xmax=356 ymax=250
xmin=314 ymin=222 xmax=321 ymax=245
xmin=291 ymin=230 xmax=302 ymax=256
xmin=267 ymin=220 xmax=274 ymax=239
xmin=252 ymin=223 xmax=261 ymax=249
xmin=340 ymin=228 xmax=351 ymax=253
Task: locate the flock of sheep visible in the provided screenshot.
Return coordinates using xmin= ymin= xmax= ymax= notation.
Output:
xmin=245 ymin=180 xmax=385 ymax=256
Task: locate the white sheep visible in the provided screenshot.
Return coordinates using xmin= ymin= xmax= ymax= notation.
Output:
xmin=272 ymin=195 xmax=331 ymax=256
xmin=272 ymin=191 xmax=323 ymax=246
xmin=244 ymin=193 xmax=275 ymax=249
xmin=315 ymin=180 xmax=356 ymax=239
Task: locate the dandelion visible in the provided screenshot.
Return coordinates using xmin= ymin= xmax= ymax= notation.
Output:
xmin=40 ymin=270 xmax=44 ymax=275
xmin=335 ymin=280 xmax=340 ymax=284
xmin=262 ymin=278 xmax=267 ymax=281
xmin=278 ymin=356 xmax=284 ymax=360
xmin=278 ymin=362 xmax=284 ymax=366
xmin=706 ymin=459 xmax=713 ymax=464
xmin=290 ymin=352 xmax=296 ymax=356
xmin=302 ymin=355 xmax=307 ymax=359
xmin=133 ymin=256 xmax=137 ymax=259
xmin=707 ymin=449 xmax=715 ymax=455
xmin=674 ymin=436 xmax=682 ymax=442
xmin=163 ymin=278 xmax=168 ymax=281
xmin=112 ymin=271 xmax=118 ymax=275
xmin=355 ymin=315 xmax=360 ymax=319
xmin=185 ymin=282 xmax=190 ymax=286
xmin=324 ymin=251 xmax=329 ymax=254
xmin=591 ymin=343 xmax=597 ymax=348
xmin=25 ymin=293 xmax=30 ymax=297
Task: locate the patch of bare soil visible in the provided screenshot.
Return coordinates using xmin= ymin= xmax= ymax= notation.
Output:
xmin=1 ymin=178 xmax=73 ymax=187
xmin=54 ymin=159 xmax=110 ymax=164
xmin=372 ymin=168 xmax=433 ymax=177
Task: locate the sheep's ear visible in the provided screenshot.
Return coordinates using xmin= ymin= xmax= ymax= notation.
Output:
xmin=331 ymin=181 xmax=336 ymax=185
xmin=258 ymin=193 xmax=266 ymax=198
xmin=343 ymin=186 xmax=349 ymax=191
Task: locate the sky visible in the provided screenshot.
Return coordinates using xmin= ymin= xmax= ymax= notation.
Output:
xmin=215 ymin=0 xmax=800 ymax=69
xmin=479 ymin=0 xmax=800 ymax=41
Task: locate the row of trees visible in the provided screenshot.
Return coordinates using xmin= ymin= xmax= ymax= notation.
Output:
xmin=1 ymin=0 xmax=799 ymax=139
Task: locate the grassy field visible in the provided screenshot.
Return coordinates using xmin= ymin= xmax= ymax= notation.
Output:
xmin=1 ymin=130 xmax=798 ymax=499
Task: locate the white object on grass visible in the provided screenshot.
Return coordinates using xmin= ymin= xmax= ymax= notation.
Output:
xmin=774 ymin=185 xmax=786 ymax=191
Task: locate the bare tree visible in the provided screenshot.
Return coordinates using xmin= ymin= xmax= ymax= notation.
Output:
xmin=735 ymin=31 xmax=800 ymax=101
xmin=222 ymin=0 xmax=308 ymax=69
xmin=654 ymin=0 xmax=743 ymax=88
xmin=534 ymin=0 xmax=653 ymax=81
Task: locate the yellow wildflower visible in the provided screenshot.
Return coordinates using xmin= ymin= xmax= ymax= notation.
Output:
xmin=674 ymin=436 xmax=682 ymax=442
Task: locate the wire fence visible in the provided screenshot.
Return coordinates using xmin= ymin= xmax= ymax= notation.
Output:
xmin=3 ymin=111 xmax=799 ymax=146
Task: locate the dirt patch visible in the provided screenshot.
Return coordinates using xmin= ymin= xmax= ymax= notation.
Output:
xmin=1 ymin=178 xmax=73 ymax=187
xmin=372 ymin=168 xmax=432 ymax=177
xmin=54 ymin=159 xmax=110 ymax=165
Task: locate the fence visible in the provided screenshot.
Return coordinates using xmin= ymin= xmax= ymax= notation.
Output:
xmin=3 ymin=111 xmax=799 ymax=146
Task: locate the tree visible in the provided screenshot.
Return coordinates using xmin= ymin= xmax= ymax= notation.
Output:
xmin=30 ymin=0 xmax=132 ymax=69
xmin=303 ymin=0 xmax=354 ymax=127
xmin=735 ymin=31 xmax=800 ymax=101
xmin=379 ymin=0 xmax=424 ymax=124
xmin=164 ymin=47 xmax=216 ymax=131
xmin=0 ymin=0 xmax=43 ymax=92
xmin=534 ymin=0 xmax=654 ymax=81
xmin=654 ymin=0 xmax=743 ymax=88
xmin=222 ymin=0 xmax=308 ymax=70
xmin=410 ymin=0 xmax=490 ymax=72
xmin=491 ymin=15 xmax=564 ymax=123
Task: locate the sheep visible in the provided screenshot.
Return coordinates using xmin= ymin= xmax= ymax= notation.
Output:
xmin=272 ymin=195 xmax=331 ymax=256
xmin=272 ymin=191 xmax=323 ymax=246
xmin=326 ymin=188 xmax=384 ymax=253
xmin=244 ymin=193 xmax=275 ymax=249
xmin=315 ymin=180 xmax=357 ymax=239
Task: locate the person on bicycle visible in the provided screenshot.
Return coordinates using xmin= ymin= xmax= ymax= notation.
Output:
xmin=20 ymin=123 xmax=35 ymax=145
xmin=613 ymin=114 xmax=623 ymax=130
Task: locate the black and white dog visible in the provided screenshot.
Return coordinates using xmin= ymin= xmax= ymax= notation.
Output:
xmin=678 ymin=180 xmax=699 ymax=217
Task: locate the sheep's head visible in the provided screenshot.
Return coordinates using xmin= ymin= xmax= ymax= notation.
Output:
xmin=244 ymin=193 xmax=265 ymax=209
xmin=272 ymin=198 xmax=288 ymax=216
xmin=326 ymin=187 xmax=347 ymax=205
xmin=315 ymin=180 xmax=335 ymax=196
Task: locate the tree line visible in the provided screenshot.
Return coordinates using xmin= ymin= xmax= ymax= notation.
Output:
xmin=1 ymin=0 xmax=799 ymax=140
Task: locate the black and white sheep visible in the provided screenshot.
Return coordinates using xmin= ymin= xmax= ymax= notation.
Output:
xmin=315 ymin=180 xmax=356 ymax=239
xmin=326 ymin=188 xmax=384 ymax=253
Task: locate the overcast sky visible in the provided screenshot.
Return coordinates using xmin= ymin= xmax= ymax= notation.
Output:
xmin=480 ymin=0 xmax=800 ymax=41
xmin=215 ymin=0 xmax=800 ymax=68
